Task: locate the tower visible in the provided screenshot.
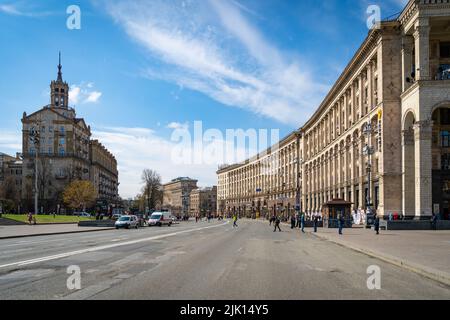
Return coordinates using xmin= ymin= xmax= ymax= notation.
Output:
xmin=50 ymin=52 xmax=69 ymax=109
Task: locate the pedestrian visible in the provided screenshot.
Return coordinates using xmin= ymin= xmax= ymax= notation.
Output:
xmin=269 ymin=214 xmax=275 ymax=226
xmin=27 ymin=212 xmax=33 ymax=225
xmin=290 ymin=214 xmax=296 ymax=229
xmin=313 ymin=214 xmax=319 ymax=233
xmin=273 ymin=216 xmax=281 ymax=232
xmin=338 ymin=213 xmax=344 ymax=235
xmin=431 ymin=213 xmax=438 ymax=231
xmin=388 ymin=212 xmax=393 ymax=221
xmin=300 ymin=212 xmax=305 ymax=233
xmin=233 ymin=215 xmax=238 ymax=228
xmin=374 ymin=214 xmax=380 ymax=235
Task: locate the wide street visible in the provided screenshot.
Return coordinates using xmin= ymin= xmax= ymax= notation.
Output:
xmin=0 ymin=219 xmax=449 ymax=300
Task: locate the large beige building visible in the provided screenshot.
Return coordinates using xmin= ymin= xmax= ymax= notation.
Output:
xmin=217 ymin=0 xmax=450 ymax=220
xmin=162 ymin=177 xmax=198 ymax=217
xmin=19 ymin=56 xmax=119 ymax=213
xmin=189 ymin=186 xmax=217 ymax=217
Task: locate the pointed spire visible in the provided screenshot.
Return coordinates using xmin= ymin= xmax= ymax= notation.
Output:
xmin=57 ymin=51 xmax=63 ymax=81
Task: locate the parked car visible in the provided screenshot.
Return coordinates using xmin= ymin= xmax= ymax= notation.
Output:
xmin=74 ymin=212 xmax=91 ymax=217
xmin=111 ymin=213 xmax=122 ymax=221
xmin=115 ymin=215 xmax=139 ymax=229
xmin=148 ymin=211 xmax=173 ymax=227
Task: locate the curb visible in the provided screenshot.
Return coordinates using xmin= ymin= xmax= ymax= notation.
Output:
xmin=0 ymin=227 xmax=116 ymax=240
xmin=310 ymin=231 xmax=450 ymax=286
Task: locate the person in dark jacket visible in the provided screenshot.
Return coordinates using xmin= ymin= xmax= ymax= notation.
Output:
xmin=270 ymin=215 xmax=275 ymax=226
xmin=313 ymin=214 xmax=319 ymax=233
xmin=274 ymin=216 xmax=281 ymax=232
xmin=338 ymin=213 xmax=344 ymax=235
xmin=374 ymin=215 xmax=380 ymax=235
xmin=431 ymin=213 xmax=438 ymax=230
xmin=290 ymin=215 xmax=296 ymax=229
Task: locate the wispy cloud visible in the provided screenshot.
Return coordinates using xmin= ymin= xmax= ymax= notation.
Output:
xmin=69 ymin=82 xmax=103 ymax=105
xmin=92 ymin=126 xmax=220 ymax=198
xmin=102 ymin=0 xmax=329 ymax=126
xmin=167 ymin=122 xmax=189 ymax=130
xmin=0 ymin=2 xmax=55 ymax=17
xmin=0 ymin=130 xmax=22 ymax=152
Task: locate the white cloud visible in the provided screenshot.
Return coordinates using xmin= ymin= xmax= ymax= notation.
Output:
xmin=0 ymin=130 xmax=22 ymax=153
xmin=92 ymin=126 xmax=220 ymax=199
xmin=0 ymin=3 xmax=54 ymax=17
xmin=167 ymin=122 xmax=189 ymax=130
xmin=0 ymin=4 xmax=22 ymax=15
xmin=69 ymin=82 xmax=102 ymax=105
xmin=86 ymin=91 xmax=102 ymax=103
xmin=102 ymin=0 xmax=329 ymax=126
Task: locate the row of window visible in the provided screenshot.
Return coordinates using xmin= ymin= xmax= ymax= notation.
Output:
xmin=29 ymin=148 xmax=65 ymax=156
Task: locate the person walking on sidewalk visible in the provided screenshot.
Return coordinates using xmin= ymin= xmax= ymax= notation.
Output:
xmin=338 ymin=213 xmax=344 ymax=235
xmin=300 ymin=212 xmax=305 ymax=233
xmin=27 ymin=212 xmax=33 ymax=225
xmin=374 ymin=214 xmax=380 ymax=235
xmin=269 ymin=214 xmax=275 ymax=226
xmin=313 ymin=214 xmax=319 ymax=233
xmin=273 ymin=216 xmax=281 ymax=232
xmin=233 ymin=215 xmax=238 ymax=228
xmin=290 ymin=214 xmax=296 ymax=229
xmin=431 ymin=213 xmax=438 ymax=231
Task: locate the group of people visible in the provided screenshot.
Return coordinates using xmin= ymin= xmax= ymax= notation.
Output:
xmin=269 ymin=212 xmax=321 ymax=233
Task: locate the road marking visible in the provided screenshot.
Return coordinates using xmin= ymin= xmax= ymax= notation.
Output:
xmin=0 ymin=222 xmax=229 ymax=269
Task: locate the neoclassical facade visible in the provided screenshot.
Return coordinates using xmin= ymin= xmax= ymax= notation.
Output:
xmin=217 ymin=0 xmax=450 ymax=220
xmin=217 ymin=132 xmax=301 ymax=218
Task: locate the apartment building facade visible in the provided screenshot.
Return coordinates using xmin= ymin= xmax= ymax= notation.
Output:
xmin=217 ymin=0 xmax=450 ymax=220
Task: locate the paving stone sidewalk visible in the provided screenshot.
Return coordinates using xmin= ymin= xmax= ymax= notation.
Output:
xmin=0 ymin=224 xmax=114 ymax=239
xmin=309 ymin=227 xmax=450 ymax=285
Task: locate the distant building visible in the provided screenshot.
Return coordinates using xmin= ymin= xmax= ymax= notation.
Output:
xmin=0 ymin=153 xmax=23 ymax=212
xmin=189 ymin=186 xmax=217 ymax=217
xmin=162 ymin=177 xmax=198 ymax=217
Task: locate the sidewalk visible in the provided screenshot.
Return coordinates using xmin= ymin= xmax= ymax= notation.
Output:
xmin=0 ymin=224 xmax=115 ymax=239
xmin=310 ymin=227 xmax=450 ymax=286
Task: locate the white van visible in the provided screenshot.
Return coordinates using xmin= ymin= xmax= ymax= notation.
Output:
xmin=148 ymin=211 xmax=173 ymax=227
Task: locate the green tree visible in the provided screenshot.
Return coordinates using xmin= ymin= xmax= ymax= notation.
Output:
xmin=63 ymin=180 xmax=96 ymax=211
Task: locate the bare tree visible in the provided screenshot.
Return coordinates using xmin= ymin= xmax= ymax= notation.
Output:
xmin=141 ymin=169 xmax=162 ymax=213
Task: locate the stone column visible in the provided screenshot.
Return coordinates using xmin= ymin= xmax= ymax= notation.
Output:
xmin=414 ymin=120 xmax=433 ymax=218
xmin=402 ymin=129 xmax=415 ymax=217
xmin=367 ymin=62 xmax=373 ymax=112
xmin=413 ymin=18 xmax=430 ymax=81
xmin=358 ymin=75 xmax=363 ymax=120
xmin=402 ymin=35 xmax=414 ymax=92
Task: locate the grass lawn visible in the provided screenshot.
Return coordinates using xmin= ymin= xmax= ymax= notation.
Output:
xmin=2 ymin=214 xmax=95 ymax=224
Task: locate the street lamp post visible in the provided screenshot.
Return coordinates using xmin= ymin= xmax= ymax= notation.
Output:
xmin=29 ymin=123 xmax=41 ymax=215
xmin=363 ymin=121 xmax=375 ymax=226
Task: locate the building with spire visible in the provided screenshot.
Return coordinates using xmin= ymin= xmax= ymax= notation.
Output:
xmin=18 ymin=54 xmax=119 ymax=213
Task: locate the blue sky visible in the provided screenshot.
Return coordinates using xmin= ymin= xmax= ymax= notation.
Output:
xmin=0 ymin=0 xmax=407 ymax=198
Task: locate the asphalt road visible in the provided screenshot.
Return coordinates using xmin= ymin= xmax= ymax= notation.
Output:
xmin=0 ymin=219 xmax=449 ymax=300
